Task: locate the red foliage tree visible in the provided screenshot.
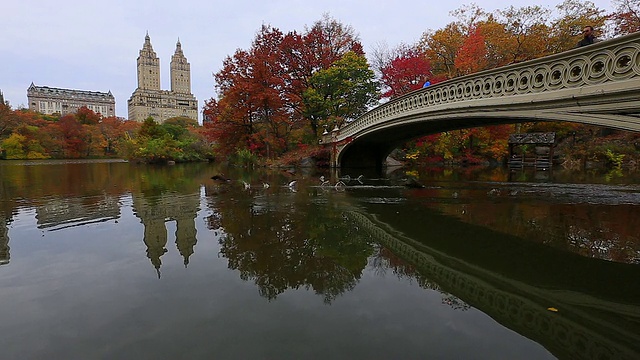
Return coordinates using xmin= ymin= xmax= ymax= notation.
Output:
xmin=100 ymin=116 xmax=125 ymax=154
xmin=201 ymin=98 xmax=249 ymax=156
xmin=76 ymin=106 xmax=101 ymax=125
xmin=209 ymin=16 xmax=367 ymax=158
xmin=380 ymin=49 xmax=433 ymax=99
xmin=0 ymin=102 xmax=19 ymax=139
xmin=58 ymin=114 xmax=88 ymax=158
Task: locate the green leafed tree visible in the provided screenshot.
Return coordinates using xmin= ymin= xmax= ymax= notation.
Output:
xmin=302 ymin=52 xmax=379 ymax=136
xmin=138 ymin=117 xmax=166 ymax=139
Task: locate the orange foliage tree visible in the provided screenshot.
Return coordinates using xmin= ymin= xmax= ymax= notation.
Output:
xmin=204 ymin=14 xmax=366 ymax=159
xmin=454 ymin=26 xmax=488 ymax=75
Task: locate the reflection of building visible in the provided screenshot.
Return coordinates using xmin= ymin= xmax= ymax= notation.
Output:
xmin=27 ymin=83 xmax=115 ymax=116
xmin=127 ymin=34 xmax=198 ymax=123
xmin=144 ymin=218 xmax=168 ymax=274
xmin=35 ymin=195 xmax=121 ymax=230
xmin=0 ymin=219 xmax=10 ymax=266
xmin=132 ymin=192 xmax=200 ymax=276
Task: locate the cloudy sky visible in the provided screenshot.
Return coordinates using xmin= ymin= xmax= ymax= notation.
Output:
xmin=1 ymin=0 xmax=614 ymax=121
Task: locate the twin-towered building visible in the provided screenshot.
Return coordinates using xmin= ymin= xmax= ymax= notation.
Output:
xmin=127 ymin=33 xmax=198 ymax=123
xmin=26 ymin=34 xmax=198 ymax=123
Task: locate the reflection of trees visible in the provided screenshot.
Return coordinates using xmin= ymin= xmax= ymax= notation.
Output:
xmin=443 ymin=200 xmax=640 ymax=264
xmin=401 ymin=172 xmax=640 ymax=264
xmin=207 ymin=174 xmax=374 ymax=302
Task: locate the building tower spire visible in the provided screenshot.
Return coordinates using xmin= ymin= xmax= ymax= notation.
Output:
xmin=137 ymin=32 xmax=160 ymax=90
xmin=170 ymin=37 xmax=191 ymax=94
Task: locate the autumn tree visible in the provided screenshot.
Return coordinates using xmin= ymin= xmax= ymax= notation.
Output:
xmin=0 ymin=102 xmax=19 ymax=140
xmin=380 ymin=48 xmax=434 ymax=99
xmin=39 ymin=122 xmax=66 ymax=157
xmin=301 ymin=13 xmax=365 ymax=76
xmin=211 ymin=25 xmax=293 ymax=157
xmin=58 ymin=114 xmax=88 ymax=158
xmin=419 ymin=23 xmax=466 ymax=79
xmin=100 ymin=116 xmax=126 ymax=155
xmin=279 ymin=14 xmax=365 ymax=128
xmin=1 ymin=118 xmax=53 ymax=159
xmin=207 ymin=14 xmax=369 ymax=159
xmin=454 ymin=26 xmax=489 ymax=75
xmin=494 ymin=6 xmax=553 ymax=63
xmin=202 ymin=98 xmax=247 ymax=156
xmin=248 ymin=25 xmax=296 ymax=157
xmin=1 ymin=107 xmax=47 ymax=140
xmin=82 ymin=123 xmax=106 ymax=157
xmin=212 ymin=48 xmax=258 ymax=155
xmin=610 ymin=0 xmax=640 ymax=35
xmin=76 ymin=106 xmax=101 ymax=125
xmin=549 ymin=0 xmax=608 ymax=52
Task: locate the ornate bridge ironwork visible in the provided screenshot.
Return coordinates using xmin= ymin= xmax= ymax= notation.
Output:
xmin=323 ymin=32 xmax=640 ymax=170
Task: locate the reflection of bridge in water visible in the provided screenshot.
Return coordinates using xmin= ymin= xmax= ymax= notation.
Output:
xmin=346 ymin=210 xmax=640 ymax=359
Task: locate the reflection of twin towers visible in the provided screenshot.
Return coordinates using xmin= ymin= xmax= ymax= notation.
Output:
xmin=0 ymin=192 xmax=200 ymax=273
xmin=132 ymin=193 xmax=200 ymax=277
xmin=0 ymin=219 xmax=9 ymax=266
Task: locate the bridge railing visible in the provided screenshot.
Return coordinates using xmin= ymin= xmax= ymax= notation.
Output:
xmin=326 ymin=31 xmax=640 ymax=143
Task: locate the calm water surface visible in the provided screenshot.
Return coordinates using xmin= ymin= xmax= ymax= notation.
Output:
xmin=1 ymin=160 xmax=639 ymax=359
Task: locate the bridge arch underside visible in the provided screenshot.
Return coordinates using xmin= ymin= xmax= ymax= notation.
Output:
xmin=337 ymin=109 xmax=640 ymax=171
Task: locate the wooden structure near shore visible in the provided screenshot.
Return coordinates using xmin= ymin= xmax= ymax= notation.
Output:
xmin=508 ymin=132 xmax=556 ymax=169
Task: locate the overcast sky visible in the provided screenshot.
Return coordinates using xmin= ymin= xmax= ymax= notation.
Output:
xmin=1 ymin=0 xmax=614 ymax=121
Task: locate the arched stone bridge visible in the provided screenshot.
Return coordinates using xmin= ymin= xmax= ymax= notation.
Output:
xmin=322 ymin=32 xmax=640 ymax=170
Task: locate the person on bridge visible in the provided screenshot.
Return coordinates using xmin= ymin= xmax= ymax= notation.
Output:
xmin=577 ymin=25 xmax=600 ymax=47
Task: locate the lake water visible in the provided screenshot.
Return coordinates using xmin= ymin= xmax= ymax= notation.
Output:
xmin=1 ymin=160 xmax=639 ymax=359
